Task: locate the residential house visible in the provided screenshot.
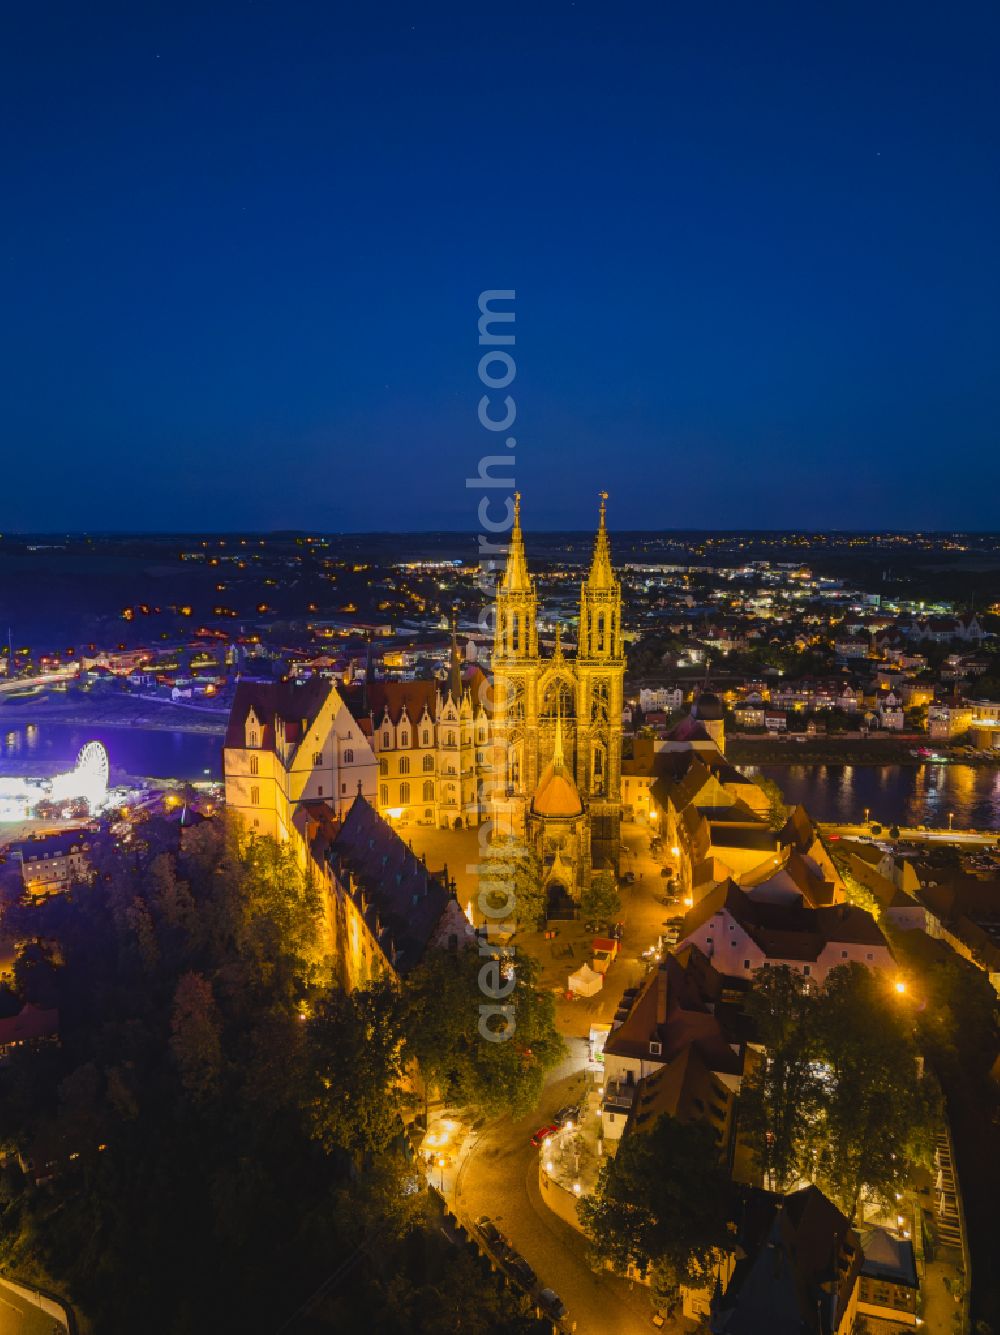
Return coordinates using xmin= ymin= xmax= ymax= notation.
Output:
xmin=8 ymin=830 xmax=95 ymax=896
xmin=856 ymin=1226 xmax=920 ymax=1328
xmin=707 ymin=1185 xmax=862 ymax=1335
xmin=601 ymin=946 xmax=743 ymax=1144
xmin=677 ymin=881 xmax=894 ymax=985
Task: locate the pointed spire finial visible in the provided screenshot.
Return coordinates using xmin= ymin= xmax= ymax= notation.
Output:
xmin=587 ymin=490 xmax=615 ymax=589
xmin=553 ymin=622 xmax=563 ymax=660
xmin=500 ymin=491 xmax=532 ymax=593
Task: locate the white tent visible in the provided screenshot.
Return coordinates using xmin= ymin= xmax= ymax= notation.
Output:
xmin=568 ymin=964 xmax=604 ymax=997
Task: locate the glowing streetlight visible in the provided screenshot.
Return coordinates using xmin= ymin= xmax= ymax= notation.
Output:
xmin=894 ymin=979 xmax=907 ymax=996
xmin=948 ymin=811 xmax=955 ymax=832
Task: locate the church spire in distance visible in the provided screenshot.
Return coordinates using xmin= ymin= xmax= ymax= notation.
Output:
xmin=500 ymin=490 xmax=532 ymax=592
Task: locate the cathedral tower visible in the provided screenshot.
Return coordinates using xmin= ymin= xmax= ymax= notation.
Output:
xmin=575 ymin=492 xmax=624 ymax=872
xmin=490 ymin=491 xmax=624 ymax=889
xmin=491 ymin=493 xmax=540 ymax=836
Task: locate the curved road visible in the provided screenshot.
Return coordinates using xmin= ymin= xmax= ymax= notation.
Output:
xmin=452 ymin=1040 xmax=668 ymax=1335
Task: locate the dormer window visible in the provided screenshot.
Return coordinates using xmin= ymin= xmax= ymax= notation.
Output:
xmin=648 ymin=1040 xmax=662 ymax=1056
xmin=248 ymin=730 xmax=258 ymax=748
xmin=383 ymin=732 xmax=390 ymax=748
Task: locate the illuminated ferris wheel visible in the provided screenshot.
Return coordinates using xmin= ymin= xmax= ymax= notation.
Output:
xmin=76 ymin=741 xmax=110 ymax=789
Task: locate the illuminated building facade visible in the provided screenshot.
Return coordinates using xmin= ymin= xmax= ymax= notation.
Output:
xmin=346 ymin=619 xmax=493 ymax=830
xmin=223 ymin=677 xmax=377 ymax=841
xmin=492 ymin=494 xmax=624 ymax=901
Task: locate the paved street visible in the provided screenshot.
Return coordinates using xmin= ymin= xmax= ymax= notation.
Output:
xmin=0 ymin=1278 xmax=67 ymax=1335
xmin=452 ymin=1047 xmax=676 ymax=1335
xmin=409 ymin=819 xmax=687 ymax=1333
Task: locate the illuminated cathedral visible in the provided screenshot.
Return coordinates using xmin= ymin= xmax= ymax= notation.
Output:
xmin=491 ymin=493 xmax=624 ymax=906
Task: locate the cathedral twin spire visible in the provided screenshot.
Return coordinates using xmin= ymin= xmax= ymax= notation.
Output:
xmin=495 ymin=491 xmax=618 ymax=661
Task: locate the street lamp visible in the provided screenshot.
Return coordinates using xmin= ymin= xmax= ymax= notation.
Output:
xmin=438 ymin=1156 xmax=446 ymax=1193
xmin=948 ymin=811 xmax=955 ymax=832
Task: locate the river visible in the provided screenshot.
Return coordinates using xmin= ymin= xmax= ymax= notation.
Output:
xmin=748 ymin=762 xmax=1000 ymax=830
xmin=0 ymin=721 xmax=223 ymax=782
xmin=3 ymin=723 xmax=999 ymax=827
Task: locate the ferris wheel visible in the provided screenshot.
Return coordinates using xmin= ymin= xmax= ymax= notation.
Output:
xmin=75 ymin=740 xmax=110 ymax=793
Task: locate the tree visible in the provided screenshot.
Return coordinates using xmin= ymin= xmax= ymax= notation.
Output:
xmin=739 ymin=966 xmax=823 ymax=1190
xmin=580 ymin=870 xmax=621 ymax=923
xmin=478 ymin=838 xmax=546 ymax=930
xmin=814 ymin=964 xmax=938 ymax=1219
xmin=306 ymin=978 xmax=407 ymax=1160
xmin=402 ymin=946 xmax=564 ymax=1119
xmin=0 ymin=814 xmax=479 ymax=1333
xmin=579 ymin=1114 xmax=731 ymax=1285
xmin=755 ymin=776 xmax=789 ymax=831
xmin=169 ymin=971 xmax=222 ymax=1103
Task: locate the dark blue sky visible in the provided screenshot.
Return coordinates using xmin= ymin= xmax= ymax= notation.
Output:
xmin=2 ymin=1 xmax=998 ymax=532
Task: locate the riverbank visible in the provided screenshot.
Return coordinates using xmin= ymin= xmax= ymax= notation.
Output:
xmin=0 ymin=692 xmax=228 ymax=736
xmin=728 ymin=735 xmax=998 ymax=766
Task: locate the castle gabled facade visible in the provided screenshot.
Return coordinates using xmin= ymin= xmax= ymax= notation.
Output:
xmin=492 ymin=493 xmax=624 ymax=904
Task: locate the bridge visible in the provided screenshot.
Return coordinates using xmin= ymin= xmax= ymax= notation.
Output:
xmin=820 ymin=822 xmax=999 ymax=848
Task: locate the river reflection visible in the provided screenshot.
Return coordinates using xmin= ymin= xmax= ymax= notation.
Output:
xmin=746 ymin=763 xmax=1000 ymax=830
xmin=0 ymin=722 xmax=222 ymax=781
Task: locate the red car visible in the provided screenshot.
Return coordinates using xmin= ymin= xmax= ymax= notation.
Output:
xmin=530 ymin=1124 xmax=559 ymax=1148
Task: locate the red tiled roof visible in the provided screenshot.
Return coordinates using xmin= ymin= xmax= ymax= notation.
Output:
xmin=224 ymin=677 xmax=334 ymax=750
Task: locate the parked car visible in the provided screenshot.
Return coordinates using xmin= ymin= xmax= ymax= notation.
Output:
xmin=621 ymin=870 xmax=636 ymax=885
xmin=553 ymin=1104 xmax=580 ymax=1128
xmin=530 ymin=1124 xmax=559 ymax=1148
xmin=506 ymin=1251 xmax=537 ymax=1289
xmin=474 ymin=1216 xmax=507 ymax=1253
xmin=538 ymin=1288 xmax=567 ymax=1319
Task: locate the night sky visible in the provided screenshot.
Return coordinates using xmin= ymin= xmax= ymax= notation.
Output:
xmin=2 ymin=2 xmax=998 ymax=533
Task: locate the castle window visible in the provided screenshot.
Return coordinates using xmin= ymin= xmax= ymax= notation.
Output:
xmin=344 ymin=748 xmax=354 ymax=764
xmin=400 ymin=732 xmax=409 ymax=748
xmin=250 ymin=786 xmax=260 ymax=806
xmin=249 ymin=755 xmax=259 ymax=776
xmin=399 ymin=756 xmax=410 ymax=775
xmin=423 ymin=780 xmax=434 ymax=800
xmin=317 ymin=786 xmax=323 ymax=797
xmin=248 ymin=730 xmax=258 ymax=748
xmin=379 ymin=758 xmax=388 ymax=776
xmin=422 ymin=730 xmax=430 ymax=745
xmin=423 ymin=754 xmax=434 ymax=772
xmin=446 ymin=730 xmax=455 ymax=746
xmin=400 ymin=782 xmax=410 ymax=803
xmin=313 ymin=752 xmax=323 ymax=766
xmin=382 ymin=732 xmax=390 ymax=748
xmin=379 ymin=784 xmax=388 ymax=806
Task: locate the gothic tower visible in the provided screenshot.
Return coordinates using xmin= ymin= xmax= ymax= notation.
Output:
xmin=491 ymin=492 xmax=539 ymax=837
xmin=575 ymin=492 xmax=624 ymax=872
xmin=490 ymin=491 xmax=623 ymax=888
